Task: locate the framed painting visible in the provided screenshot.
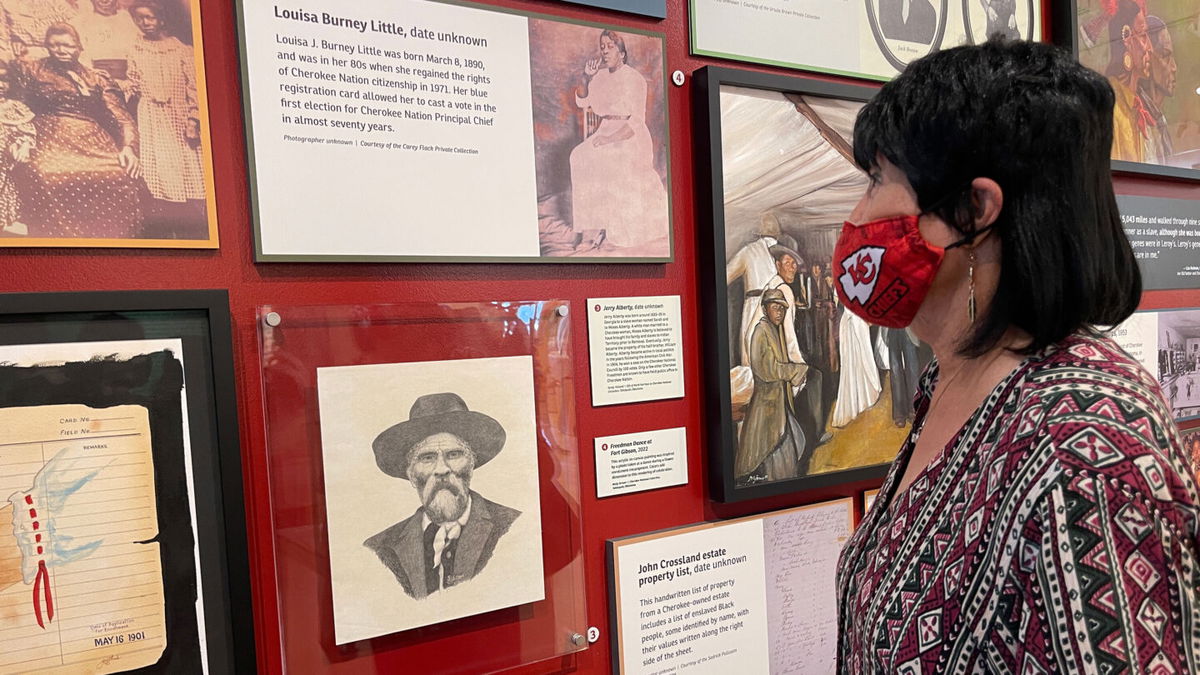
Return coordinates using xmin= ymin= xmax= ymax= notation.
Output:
xmin=0 ymin=290 xmax=254 ymax=673
xmin=695 ymin=67 xmax=912 ymax=503
xmin=1054 ymin=0 xmax=1200 ymax=180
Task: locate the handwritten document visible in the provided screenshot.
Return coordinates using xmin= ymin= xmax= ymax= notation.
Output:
xmin=763 ymin=501 xmax=852 ymax=674
xmin=0 ymin=404 xmax=166 ymax=674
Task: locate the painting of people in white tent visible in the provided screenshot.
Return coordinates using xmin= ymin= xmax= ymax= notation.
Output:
xmin=720 ymin=85 xmax=931 ymax=490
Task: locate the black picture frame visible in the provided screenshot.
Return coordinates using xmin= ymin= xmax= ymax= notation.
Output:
xmin=694 ymin=66 xmax=892 ymax=503
xmin=0 ymin=289 xmax=255 ymax=674
xmin=1051 ymin=0 xmax=1200 ymax=182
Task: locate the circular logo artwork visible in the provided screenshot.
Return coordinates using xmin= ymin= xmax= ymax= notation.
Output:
xmin=865 ymin=0 xmax=950 ymax=72
xmin=961 ymin=0 xmax=1037 ymax=44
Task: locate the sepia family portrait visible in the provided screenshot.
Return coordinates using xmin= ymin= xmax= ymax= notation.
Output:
xmin=0 ymin=0 xmax=212 ymax=246
xmin=720 ymin=84 xmax=931 ymax=491
xmin=317 ymin=356 xmax=544 ymax=644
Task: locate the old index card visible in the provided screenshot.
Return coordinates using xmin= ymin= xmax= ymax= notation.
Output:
xmin=0 ymin=404 xmax=166 ymax=674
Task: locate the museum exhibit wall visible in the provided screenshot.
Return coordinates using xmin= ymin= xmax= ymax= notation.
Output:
xmin=3 ymin=0 xmax=1199 ymax=672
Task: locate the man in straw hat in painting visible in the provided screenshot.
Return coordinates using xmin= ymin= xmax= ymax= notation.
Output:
xmin=364 ymin=393 xmax=521 ymax=600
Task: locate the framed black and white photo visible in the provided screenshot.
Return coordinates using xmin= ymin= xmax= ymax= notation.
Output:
xmin=695 ymin=67 xmax=901 ymax=503
xmin=0 ymin=289 xmax=253 ymax=673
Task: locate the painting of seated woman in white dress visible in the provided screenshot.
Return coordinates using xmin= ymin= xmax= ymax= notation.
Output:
xmin=528 ymin=21 xmax=670 ymax=259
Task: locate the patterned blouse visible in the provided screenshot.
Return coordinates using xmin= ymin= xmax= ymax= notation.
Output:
xmin=836 ymin=332 xmax=1200 ymax=673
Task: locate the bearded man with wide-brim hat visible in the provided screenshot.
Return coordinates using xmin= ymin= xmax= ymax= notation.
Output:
xmin=363 ymin=392 xmax=520 ymax=600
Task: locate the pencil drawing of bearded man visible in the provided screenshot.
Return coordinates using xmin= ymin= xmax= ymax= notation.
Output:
xmin=363 ymin=393 xmax=520 ymax=600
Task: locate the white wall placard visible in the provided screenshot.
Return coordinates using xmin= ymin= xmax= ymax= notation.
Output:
xmin=595 ymin=427 xmax=688 ymax=498
xmin=587 ymin=295 xmax=684 ymax=406
xmin=690 ymin=0 xmax=1042 ymax=81
xmin=607 ymin=499 xmax=853 ymax=674
xmin=238 ymin=0 xmax=672 ymax=262
xmin=1110 ymin=311 xmax=1160 ymax=382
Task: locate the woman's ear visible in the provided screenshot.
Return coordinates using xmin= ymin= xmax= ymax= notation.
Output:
xmin=968 ymin=177 xmax=1003 ymax=243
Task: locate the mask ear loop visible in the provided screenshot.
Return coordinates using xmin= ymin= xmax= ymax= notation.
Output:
xmin=943 ymin=222 xmax=996 ymax=251
xmin=921 ymin=183 xmax=994 ymax=252
xmin=922 ymin=188 xmax=991 ymax=322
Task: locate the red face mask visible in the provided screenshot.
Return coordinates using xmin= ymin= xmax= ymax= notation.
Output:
xmin=832 ymin=214 xmax=973 ymax=329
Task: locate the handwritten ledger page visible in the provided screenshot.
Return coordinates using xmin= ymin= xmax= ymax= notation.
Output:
xmin=763 ymin=500 xmax=852 ymax=674
xmin=0 ymin=404 xmax=166 ymax=674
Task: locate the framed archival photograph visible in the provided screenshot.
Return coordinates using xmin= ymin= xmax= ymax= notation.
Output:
xmin=257 ymin=300 xmax=586 ymax=673
xmin=0 ymin=0 xmax=220 ymax=249
xmin=1152 ymin=308 xmax=1200 ymax=423
xmin=690 ymin=0 xmax=1041 ymax=82
xmin=0 ymin=290 xmax=253 ymax=673
xmin=695 ymin=67 xmax=909 ymax=502
xmin=237 ymin=0 xmax=672 ymax=262
xmin=1054 ymin=0 xmax=1200 ymax=180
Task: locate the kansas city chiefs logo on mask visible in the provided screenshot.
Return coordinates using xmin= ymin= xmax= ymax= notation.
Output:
xmin=838 ymin=246 xmax=885 ymax=305
xmin=831 ymin=214 xmax=945 ymax=329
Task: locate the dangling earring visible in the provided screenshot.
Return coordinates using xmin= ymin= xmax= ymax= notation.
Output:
xmin=1123 ymin=51 xmax=1133 ymax=72
xmin=968 ymin=250 xmax=977 ymax=323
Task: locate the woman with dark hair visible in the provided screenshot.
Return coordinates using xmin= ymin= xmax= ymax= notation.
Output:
xmin=568 ymin=29 xmax=667 ymax=254
xmin=14 ymin=22 xmax=141 ymax=238
xmin=834 ymin=38 xmax=1198 ymax=672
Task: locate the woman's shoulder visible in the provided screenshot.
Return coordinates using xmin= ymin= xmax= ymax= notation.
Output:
xmin=1025 ymin=331 xmax=1162 ymax=402
xmin=1022 ymin=332 xmax=1197 ymax=519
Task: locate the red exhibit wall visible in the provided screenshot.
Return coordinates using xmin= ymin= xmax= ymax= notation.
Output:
xmin=3 ymin=0 xmax=1199 ymax=673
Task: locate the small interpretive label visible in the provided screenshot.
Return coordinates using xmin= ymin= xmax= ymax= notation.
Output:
xmin=595 ymin=427 xmax=687 ymax=498
xmin=587 ymin=295 xmax=684 ymax=406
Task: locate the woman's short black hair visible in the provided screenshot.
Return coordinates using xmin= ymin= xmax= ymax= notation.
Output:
xmin=853 ymin=37 xmax=1141 ymax=356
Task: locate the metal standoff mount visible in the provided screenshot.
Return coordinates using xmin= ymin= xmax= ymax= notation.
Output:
xmin=557 ymin=305 xmax=569 ymax=318
xmin=570 ymin=632 xmax=585 ymax=647
xmin=264 ymin=311 xmax=282 ymax=327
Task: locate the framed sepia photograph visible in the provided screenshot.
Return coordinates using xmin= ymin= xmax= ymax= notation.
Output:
xmin=0 ymin=0 xmax=219 ymax=249
xmin=695 ymin=67 xmax=906 ymax=502
xmin=1054 ymin=0 xmax=1200 ymax=180
xmin=0 ymin=290 xmax=253 ymax=673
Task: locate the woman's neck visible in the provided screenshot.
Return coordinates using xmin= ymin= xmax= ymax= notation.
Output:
xmin=931 ymin=325 xmax=1029 ymax=381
